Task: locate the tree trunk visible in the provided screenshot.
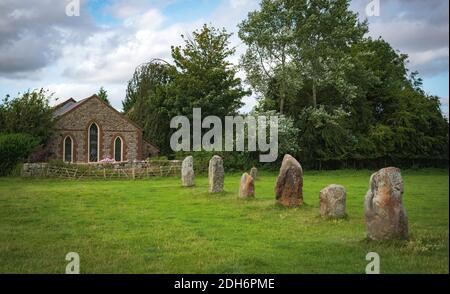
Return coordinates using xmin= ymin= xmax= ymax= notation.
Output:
xmin=280 ymin=50 xmax=286 ymax=114
xmin=312 ymin=80 xmax=317 ymax=108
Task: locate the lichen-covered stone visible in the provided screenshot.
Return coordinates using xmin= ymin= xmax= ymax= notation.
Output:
xmin=275 ymin=154 xmax=303 ymax=206
xmin=365 ymin=167 xmax=408 ymax=240
xmin=239 ymin=172 xmax=254 ymax=198
xmin=208 ymin=155 xmax=224 ymax=193
xmin=181 ymin=156 xmax=194 ymax=187
xmin=320 ymin=184 xmax=346 ymax=218
xmin=249 ymin=167 xmax=258 ymax=180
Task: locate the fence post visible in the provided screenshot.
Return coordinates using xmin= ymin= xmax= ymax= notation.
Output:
xmin=132 ymin=167 xmax=135 ymax=180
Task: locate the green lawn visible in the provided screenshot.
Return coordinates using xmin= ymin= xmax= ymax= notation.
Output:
xmin=0 ymin=169 xmax=448 ymax=273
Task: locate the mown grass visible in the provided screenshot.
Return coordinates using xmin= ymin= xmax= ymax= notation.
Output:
xmin=0 ymin=169 xmax=448 ymax=273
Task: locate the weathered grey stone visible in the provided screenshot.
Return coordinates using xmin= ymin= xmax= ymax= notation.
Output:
xmin=21 ymin=163 xmax=48 ymax=177
xmin=275 ymin=154 xmax=303 ymax=206
xmin=208 ymin=155 xmax=224 ymax=193
xmin=181 ymin=156 xmax=195 ymax=187
xmin=249 ymin=167 xmax=258 ymax=180
xmin=365 ymin=167 xmax=408 ymax=240
xmin=320 ymin=184 xmax=346 ymax=218
xmin=239 ymin=172 xmax=255 ymax=198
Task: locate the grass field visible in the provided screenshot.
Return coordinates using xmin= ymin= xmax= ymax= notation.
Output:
xmin=0 ymin=169 xmax=448 ymax=273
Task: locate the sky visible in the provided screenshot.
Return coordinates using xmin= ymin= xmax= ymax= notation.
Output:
xmin=0 ymin=0 xmax=448 ymax=115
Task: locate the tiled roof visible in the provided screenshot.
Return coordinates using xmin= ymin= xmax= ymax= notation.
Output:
xmin=52 ymin=97 xmax=89 ymax=117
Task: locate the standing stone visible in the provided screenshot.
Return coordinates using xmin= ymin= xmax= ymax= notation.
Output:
xmin=249 ymin=167 xmax=258 ymax=180
xmin=239 ymin=172 xmax=255 ymax=198
xmin=320 ymin=184 xmax=346 ymax=218
xmin=275 ymin=154 xmax=303 ymax=206
xmin=365 ymin=167 xmax=408 ymax=240
xmin=181 ymin=156 xmax=195 ymax=187
xmin=208 ymin=155 xmax=224 ymax=193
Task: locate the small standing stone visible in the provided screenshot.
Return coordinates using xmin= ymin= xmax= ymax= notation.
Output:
xmin=320 ymin=184 xmax=346 ymax=218
xmin=208 ymin=155 xmax=224 ymax=193
xmin=249 ymin=167 xmax=258 ymax=180
xmin=365 ymin=167 xmax=408 ymax=240
xmin=275 ymin=154 xmax=303 ymax=206
xmin=239 ymin=172 xmax=255 ymax=198
xmin=181 ymin=156 xmax=195 ymax=187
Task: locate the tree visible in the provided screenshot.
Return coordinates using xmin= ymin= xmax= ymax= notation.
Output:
xmin=239 ymin=0 xmax=368 ymax=109
xmin=239 ymin=0 xmax=299 ymax=113
xmin=0 ymin=89 xmax=54 ymax=143
xmin=97 ymin=87 xmax=110 ymax=105
xmin=124 ymin=25 xmax=250 ymax=155
xmin=0 ymin=133 xmax=39 ymax=176
xmin=349 ymin=38 xmax=449 ymax=163
xmin=171 ymin=24 xmax=250 ymax=118
xmin=124 ymin=60 xmax=175 ymax=155
xmin=296 ymin=106 xmax=354 ymax=169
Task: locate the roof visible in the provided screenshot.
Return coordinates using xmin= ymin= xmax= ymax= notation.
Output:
xmin=52 ymin=94 xmax=143 ymax=131
xmin=52 ymin=97 xmax=89 ymax=118
xmin=143 ymin=139 xmax=160 ymax=152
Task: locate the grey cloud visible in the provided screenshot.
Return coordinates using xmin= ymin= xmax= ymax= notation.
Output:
xmin=351 ymin=0 xmax=449 ymax=76
xmin=0 ymin=0 xmax=97 ymax=77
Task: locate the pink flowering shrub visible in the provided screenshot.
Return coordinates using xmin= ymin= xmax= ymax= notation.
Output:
xmin=99 ymin=157 xmax=115 ymax=163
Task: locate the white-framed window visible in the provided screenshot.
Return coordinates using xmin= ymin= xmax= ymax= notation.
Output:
xmin=114 ymin=136 xmax=123 ymax=162
xmin=63 ymin=136 xmax=73 ymax=163
xmin=88 ymin=123 xmax=100 ymax=162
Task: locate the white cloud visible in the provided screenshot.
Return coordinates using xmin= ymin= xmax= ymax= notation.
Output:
xmin=44 ymin=82 xmax=126 ymax=110
xmin=408 ymin=47 xmax=449 ymax=67
xmin=59 ymin=8 xmax=198 ymax=84
xmin=47 ymin=0 xmax=259 ymax=111
xmin=0 ymin=0 xmax=447 ymax=114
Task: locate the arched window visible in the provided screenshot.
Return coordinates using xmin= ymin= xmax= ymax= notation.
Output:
xmin=88 ymin=123 xmax=99 ymax=162
xmin=63 ymin=136 xmax=73 ymax=163
xmin=114 ymin=137 xmax=123 ymax=162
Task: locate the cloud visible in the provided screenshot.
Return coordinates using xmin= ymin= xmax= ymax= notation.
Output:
xmin=0 ymin=0 xmax=447 ymax=114
xmin=43 ymin=82 xmax=126 ymax=108
xmin=351 ymin=0 xmax=449 ymax=76
xmin=0 ymin=0 xmax=96 ymax=76
xmin=59 ymin=8 xmax=189 ymax=84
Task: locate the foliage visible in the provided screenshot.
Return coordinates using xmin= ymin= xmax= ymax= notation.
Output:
xmin=239 ymin=0 xmax=368 ymax=110
xmin=241 ymin=1 xmax=448 ymax=168
xmin=0 ymin=133 xmax=39 ymax=176
xmin=124 ymin=60 xmax=175 ymax=155
xmin=0 ymin=89 xmax=54 ymax=144
xmin=97 ymin=87 xmax=110 ymax=105
xmin=250 ymin=109 xmax=300 ymax=161
xmin=170 ymin=24 xmax=250 ymax=118
xmin=125 ymin=25 xmax=251 ymax=156
xmin=296 ymin=106 xmax=354 ymax=167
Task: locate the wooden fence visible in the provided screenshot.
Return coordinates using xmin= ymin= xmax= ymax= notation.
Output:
xmin=22 ymin=161 xmax=182 ymax=180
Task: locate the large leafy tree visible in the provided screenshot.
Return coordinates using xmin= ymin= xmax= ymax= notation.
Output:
xmin=171 ymin=24 xmax=250 ymax=118
xmin=239 ymin=0 xmax=368 ymax=110
xmin=0 ymin=89 xmax=54 ymax=143
xmin=124 ymin=25 xmax=250 ymax=155
xmin=239 ymin=0 xmax=298 ymax=114
xmin=124 ymin=60 xmax=175 ymax=155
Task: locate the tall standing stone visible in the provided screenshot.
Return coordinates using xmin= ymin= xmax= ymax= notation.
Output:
xmin=275 ymin=154 xmax=303 ymax=206
xmin=320 ymin=184 xmax=346 ymax=218
xmin=365 ymin=167 xmax=408 ymax=240
xmin=208 ymin=155 xmax=224 ymax=193
xmin=249 ymin=167 xmax=258 ymax=180
xmin=181 ymin=156 xmax=195 ymax=187
xmin=239 ymin=172 xmax=255 ymax=198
